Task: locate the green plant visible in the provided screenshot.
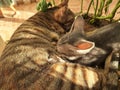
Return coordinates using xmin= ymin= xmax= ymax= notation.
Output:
xmin=51 ymin=0 xmax=56 ymax=6
xmin=80 ymin=0 xmax=83 ymax=13
xmin=36 ymin=0 xmax=52 ymax=12
xmin=36 ymin=0 xmax=65 ymax=12
xmin=80 ymin=0 xmax=120 ymax=23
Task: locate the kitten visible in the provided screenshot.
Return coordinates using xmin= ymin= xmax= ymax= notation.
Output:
xmin=57 ymin=15 xmax=120 ymax=67
xmin=57 ymin=15 xmax=107 ymax=66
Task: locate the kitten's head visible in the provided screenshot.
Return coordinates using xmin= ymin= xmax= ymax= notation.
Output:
xmin=50 ymin=0 xmax=75 ymax=32
xmin=57 ymin=15 xmax=95 ymax=55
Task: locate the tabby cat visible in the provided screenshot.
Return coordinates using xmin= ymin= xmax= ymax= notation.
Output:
xmin=0 ymin=0 xmax=74 ymax=89
xmin=0 ymin=0 xmax=118 ymax=90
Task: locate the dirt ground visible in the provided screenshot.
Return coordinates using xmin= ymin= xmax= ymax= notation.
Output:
xmin=0 ymin=0 xmax=120 ymax=55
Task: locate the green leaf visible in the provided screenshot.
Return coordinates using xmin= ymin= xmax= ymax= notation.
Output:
xmin=104 ymin=0 xmax=113 ymax=14
xmin=36 ymin=0 xmax=52 ymax=12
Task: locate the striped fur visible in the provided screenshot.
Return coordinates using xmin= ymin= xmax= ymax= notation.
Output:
xmin=0 ymin=0 xmax=118 ymax=90
xmin=48 ymin=53 xmax=119 ymax=90
xmin=0 ymin=0 xmax=76 ymax=89
xmin=49 ymin=62 xmax=105 ymax=90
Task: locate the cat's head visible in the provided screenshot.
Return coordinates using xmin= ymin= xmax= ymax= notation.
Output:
xmin=57 ymin=15 xmax=95 ymax=55
xmin=50 ymin=0 xmax=75 ymax=32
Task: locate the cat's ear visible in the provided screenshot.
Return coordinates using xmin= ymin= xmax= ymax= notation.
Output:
xmin=54 ymin=6 xmax=67 ymax=21
xmin=58 ymin=0 xmax=69 ymax=7
xmin=76 ymin=40 xmax=95 ymax=54
xmin=54 ymin=0 xmax=69 ymax=23
xmin=70 ymin=15 xmax=85 ymax=35
xmin=74 ymin=15 xmax=84 ymax=29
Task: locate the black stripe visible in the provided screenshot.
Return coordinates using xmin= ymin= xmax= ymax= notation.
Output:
xmin=59 ymin=63 xmax=68 ymax=89
xmin=1 ymin=40 xmax=52 ymax=61
xmin=70 ymin=64 xmax=77 ymax=90
xmin=76 ymin=65 xmax=89 ymax=90
xmin=14 ymin=29 xmax=52 ymax=41
xmin=82 ymin=67 xmax=89 ymax=88
xmin=17 ymin=62 xmax=52 ymax=89
xmin=48 ymin=63 xmax=67 ymax=90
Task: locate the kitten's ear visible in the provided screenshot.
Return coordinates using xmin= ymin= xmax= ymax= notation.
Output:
xmin=58 ymin=0 xmax=69 ymax=7
xmin=54 ymin=6 xmax=67 ymax=23
xmin=76 ymin=40 xmax=95 ymax=54
xmin=74 ymin=15 xmax=84 ymax=28
xmin=54 ymin=0 xmax=69 ymax=23
xmin=70 ymin=15 xmax=85 ymax=34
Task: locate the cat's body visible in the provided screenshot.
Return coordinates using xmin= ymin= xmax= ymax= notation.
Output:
xmin=0 ymin=0 xmax=76 ymax=89
xmin=86 ymin=22 xmax=120 ymax=66
xmin=0 ymin=0 xmax=118 ymax=89
xmin=87 ymin=22 xmax=120 ymax=52
xmin=57 ymin=16 xmax=120 ymax=67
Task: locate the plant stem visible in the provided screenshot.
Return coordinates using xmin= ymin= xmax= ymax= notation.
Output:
xmin=97 ymin=0 xmax=105 ymax=17
xmin=110 ymin=0 xmax=120 ymax=21
xmin=80 ymin=0 xmax=83 ymax=13
xmin=94 ymin=0 xmax=99 ymax=18
xmin=96 ymin=0 xmax=120 ymax=21
xmin=92 ymin=0 xmax=96 ymax=11
xmin=104 ymin=0 xmax=113 ymax=14
xmin=52 ymin=0 xmax=55 ymax=6
xmin=86 ymin=0 xmax=94 ymax=16
xmin=89 ymin=0 xmax=99 ymax=24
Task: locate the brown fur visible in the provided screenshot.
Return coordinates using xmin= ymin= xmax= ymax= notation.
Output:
xmin=0 ymin=0 xmax=75 ymax=89
xmin=0 ymin=0 xmax=118 ymax=89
